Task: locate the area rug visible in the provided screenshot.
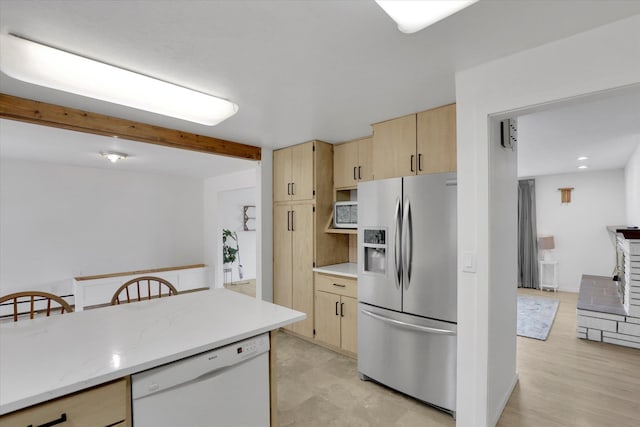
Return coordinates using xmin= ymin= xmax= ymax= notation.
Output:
xmin=517 ymin=295 xmax=560 ymax=340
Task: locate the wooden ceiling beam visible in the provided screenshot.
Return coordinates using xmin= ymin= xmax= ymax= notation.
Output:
xmin=0 ymin=93 xmax=261 ymax=161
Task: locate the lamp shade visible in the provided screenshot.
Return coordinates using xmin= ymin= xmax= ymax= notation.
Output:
xmin=538 ymin=236 xmax=555 ymax=250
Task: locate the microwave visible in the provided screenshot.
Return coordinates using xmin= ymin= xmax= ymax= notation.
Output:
xmin=334 ymin=201 xmax=357 ymax=228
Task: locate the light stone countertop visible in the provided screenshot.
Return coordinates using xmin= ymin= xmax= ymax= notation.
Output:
xmin=313 ymin=262 xmax=358 ymax=279
xmin=0 ymin=289 xmax=304 ymax=415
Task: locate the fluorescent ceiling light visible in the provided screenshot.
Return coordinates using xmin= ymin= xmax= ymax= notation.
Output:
xmin=0 ymin=34 xmax=238 ymax=126
xmin=578 ymin=165 xmax=588 ymax=169
xmin=577 ymin=156 xmax=589 ymax=161
xmin=375 ymin=0 xmax=478 ymax=34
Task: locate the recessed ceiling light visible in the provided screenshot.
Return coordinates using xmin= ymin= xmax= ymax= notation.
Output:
xmin=578 ymin=165 xmax=588 ymax=169
xmin=375 ymin=0 xmax=478 ymax=34
xmin=577 ymin=156 xmax=589 ymax=161
xmin=101 ymin=152 xmax=128 ymax=163
xmin=0 ymin=33 xmax=238 ymax=126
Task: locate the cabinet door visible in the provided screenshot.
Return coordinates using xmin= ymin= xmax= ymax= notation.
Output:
xmin=314 ymin=291 xmax=341 ymax=348
xmin=417 ymin=104 xmax=456 ymax=174
xmin=0 ymin=379 xmax=128 ymax=427
xmin=290 ymin=142 xmax=314 ymax=201
xmin=334 ymin=141 xmax=359 ymax=189
xmin=273 ymin=148 xmax=292 ymax=202
xmin=372 ymin=114 xmax=417 ymax=179
xmin=291 ymin=203 xmax=315 ymax=338
xmin=273 ymin=204 xmax=292 ymax=311
xmin=340 ymin=296 xmax=358 ymax=354
xmin=357 ymin=137 xmax=374 ymax=182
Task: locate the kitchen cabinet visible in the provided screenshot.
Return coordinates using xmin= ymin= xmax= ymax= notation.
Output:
xmin=314 ymin=272 xmax=358 ymax=354
xmin=416 ymin=103 xmax=457 ymax=174
xmin=273 ymin=141 xmax=314 ymax=202
xmin=273 ymin=141 xmax=349 ymax=340
xmin=371 ymin=104 xmax=456 ymax=179
xmin=0 ymin=378 xmax=130 ymax=427
xmin=372 ymin=114 xmax=416 ymax=180
xmin=333 ymin=136 xmax=373 ymax=188
xmin=274 ymin=203 xmax=314 ymax=336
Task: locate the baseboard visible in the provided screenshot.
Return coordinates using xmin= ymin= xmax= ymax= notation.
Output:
xmin=489 ymin=372 xmax=519 ymax=427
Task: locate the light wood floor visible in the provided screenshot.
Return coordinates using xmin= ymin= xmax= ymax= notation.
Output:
xmin=498 ymin=288 xmax=640 ymax=426
xmin=276 ymin=289 xmax=640 ymax=426
xmin=225 ymin=279 xmax=256 ymax=298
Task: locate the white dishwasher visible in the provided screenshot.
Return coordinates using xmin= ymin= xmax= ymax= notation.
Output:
xmin=131 ymin=333 xmax=270 ymax=427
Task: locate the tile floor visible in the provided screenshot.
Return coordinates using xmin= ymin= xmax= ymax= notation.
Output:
xmin=276 ymin=331 xmax=454 ymax=427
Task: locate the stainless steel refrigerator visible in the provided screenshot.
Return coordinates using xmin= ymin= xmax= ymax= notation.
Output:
xmin=357 ymin=172 xmax=457 ymax=415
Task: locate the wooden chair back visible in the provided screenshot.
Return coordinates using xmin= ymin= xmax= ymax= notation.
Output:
xmin=0 ymin=291 xmax=73 ymax=322
xmin=111 ymin=276 xmax=178 ymax=305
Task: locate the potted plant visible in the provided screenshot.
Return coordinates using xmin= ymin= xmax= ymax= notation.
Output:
xmin=222 ymin=229 xmax=238 ymax=285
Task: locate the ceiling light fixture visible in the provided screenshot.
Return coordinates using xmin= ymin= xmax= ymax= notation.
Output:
xmin=578 ymin=165 xmax=588 ymax=169
xmin=0 ymin=34 xmax=238 ymax=126
xmin=101 ymin=152 xmax=128 ymax=163
xmin=577 ymin=156 xmax=589 ymax=161
xmin=375 ymin=0 xmax=478 ymax=34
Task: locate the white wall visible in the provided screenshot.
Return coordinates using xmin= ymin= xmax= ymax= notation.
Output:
xmin=535 ymin=170 xmax=626 ymax=292
xmin=203 ymin=167 xmax=257 ymax=291
xmin=257 ymin=149 xmax=273 ymax=302
xmin=220 ymin=186 xmax=257 ymax=282
xmin=626 ymin=144 xmax=640 ymax=225
xmin=0 ymin=158 xmax=204 ymax=296
xmin=456 ymin=15 xmax=640 ymax=427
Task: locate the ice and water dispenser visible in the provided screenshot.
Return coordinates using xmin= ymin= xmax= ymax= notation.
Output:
xmin=363 ymin=229 xmax=386 ymax=274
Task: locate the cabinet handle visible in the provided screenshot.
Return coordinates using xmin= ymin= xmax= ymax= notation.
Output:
xmin=287 ymin=210 xmax=291 ymax=231
xmin=353 ymin=166 xmax=357 ymax=180
xmin=358 ymin=166 xmax=362 ymax=180
xmin=332 ymin=283 xmax=346 ymax=288
xmin=287 ymin=183 xmax=291 ymax=195
xmin=335 ymin=301 xmax=339 ymax=316
xmin=28 ymin=413 xmax=68 ymax=427
xmin=418 ymin=153 xmax=423 ymax=172
xmin=291 ymin=210 xmax=295 ymax=231
xmin=410 ymin=154 xmax=415 ymax=172
xmin=291 ymin=182 xmax=295 ymax=195
xmin=341 ymin=302 xmax=345 ymax=317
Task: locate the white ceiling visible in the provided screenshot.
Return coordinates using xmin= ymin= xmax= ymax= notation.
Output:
xmin=1 ymin=0 xmax=639 ymax=152
xmin=517 ymin=88 xmax=640 ymax=177
xmin=0 ymin=119 xmax=256 ymax=178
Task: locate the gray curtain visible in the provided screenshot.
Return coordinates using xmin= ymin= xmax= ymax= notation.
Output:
xmin=518 ymin=179 xmax=539 ymax=288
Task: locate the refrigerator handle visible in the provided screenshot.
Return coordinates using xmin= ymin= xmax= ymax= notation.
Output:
xmin=394 ymin=198 xmax=402 ymax=287
xmin=402 ymin=198 xmax=413 ymax=288
xmin=360 ymin=309 xmax=456 ymax=336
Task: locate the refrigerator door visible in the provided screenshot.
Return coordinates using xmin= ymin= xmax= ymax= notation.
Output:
xmin=357 ymin=303 xmax=456 ymax=413
xmin=358 ymin=178 xmax=402 ymax=312
xmin=402 ymin=173 xmax=457 ymax=323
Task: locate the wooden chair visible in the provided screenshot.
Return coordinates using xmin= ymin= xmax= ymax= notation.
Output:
xmin=110 ymin=276 xmax=178 ymax=305
xmin=0 ymin=291 xmax=73 ymax=322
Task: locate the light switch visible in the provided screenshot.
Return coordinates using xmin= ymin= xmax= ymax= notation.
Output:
xmin=462 ymin=251 xmax=476 ymax=273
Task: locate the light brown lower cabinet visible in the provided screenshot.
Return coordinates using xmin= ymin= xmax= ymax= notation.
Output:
xmin=0 ymin=378 xmax=130 ymax=427
xmin=314 ymin=273 xmax=358 ymax=355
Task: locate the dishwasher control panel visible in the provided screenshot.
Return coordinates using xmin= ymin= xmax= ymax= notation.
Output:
xmin=235 ymin=334 xmax=269 ymax=358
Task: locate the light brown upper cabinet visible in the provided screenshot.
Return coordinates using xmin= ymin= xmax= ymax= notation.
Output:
xmin=416 ymin=103 xmax=457 ymax=174
xmin=273 ymin=141 xmax=314 ymax=202
xmin=372 ymin=114 xmax=417 ymax=180
xmin=333 ymin=137 xmax=373 ymax=189
xmin=372 ymin=104 xmax=456 ymax=179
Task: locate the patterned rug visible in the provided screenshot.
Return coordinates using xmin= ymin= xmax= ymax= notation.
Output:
xmin=517 ymin=295 xmax=560 ymax=340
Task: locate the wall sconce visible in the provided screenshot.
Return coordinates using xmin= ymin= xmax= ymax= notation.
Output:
xmin=558 ymin=187 xmax=574 ymax=204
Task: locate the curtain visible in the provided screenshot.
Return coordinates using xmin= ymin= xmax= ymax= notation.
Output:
xmin=518 ymin=179 xmax=539 ymax=288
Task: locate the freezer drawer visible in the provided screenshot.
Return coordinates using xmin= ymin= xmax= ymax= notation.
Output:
xmin=357 ymin=304 xmax=456 ymax=413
